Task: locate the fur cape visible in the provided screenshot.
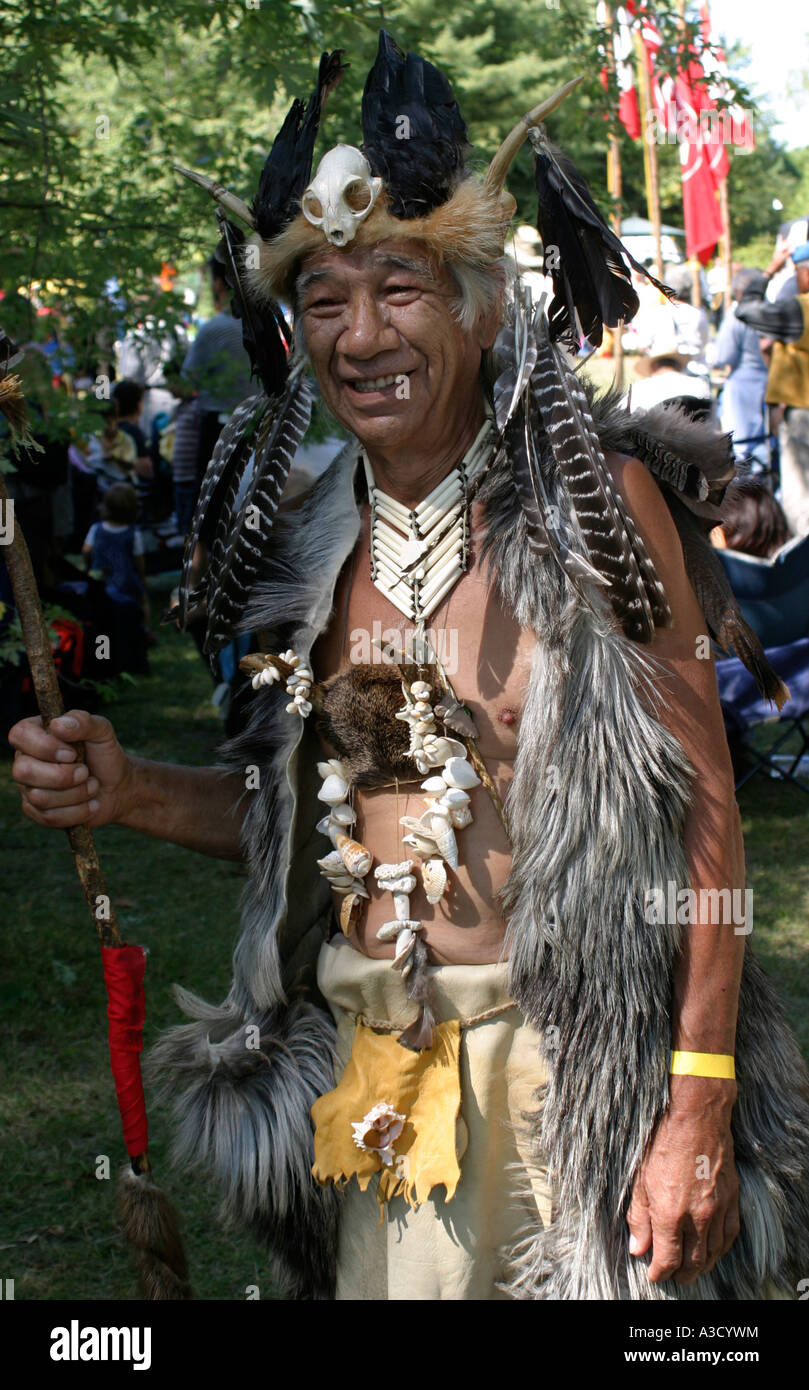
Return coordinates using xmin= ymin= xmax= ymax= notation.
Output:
xmin=149 ymin=392 xmax=809 ymax=1300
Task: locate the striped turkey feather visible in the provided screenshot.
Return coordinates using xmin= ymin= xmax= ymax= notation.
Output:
xmin=493 ymin=288 xmax=539 ymax=434
xmin=177 ymin=394 xmax=268 ymax=628
xmin=531 ymin=316 xmax=669 ymax=641
xmin=203 ymin=372 xmax=312 ymax=655
xmin=505 ymin=377 xmax=611 ymax=600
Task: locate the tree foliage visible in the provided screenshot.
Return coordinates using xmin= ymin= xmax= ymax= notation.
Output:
xmin=0 ymin=0 xmax=801 ymax=408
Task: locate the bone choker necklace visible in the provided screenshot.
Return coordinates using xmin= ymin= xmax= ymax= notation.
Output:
xmin=362 ymin=415 xmax=495 ymax=625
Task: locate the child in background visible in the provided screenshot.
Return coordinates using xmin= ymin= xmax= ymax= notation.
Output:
xmin=83 ymin=483 xmax=150 ymax=631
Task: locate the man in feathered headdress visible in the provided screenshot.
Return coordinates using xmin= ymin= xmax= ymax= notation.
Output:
xmin=10 ymin=34 xmax=809 ymax=1301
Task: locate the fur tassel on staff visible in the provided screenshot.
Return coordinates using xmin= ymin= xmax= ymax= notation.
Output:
xmin=0 ymin=335 xmax=191 ymax=1300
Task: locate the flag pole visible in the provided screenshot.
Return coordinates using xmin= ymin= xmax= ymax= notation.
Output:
xmin=601 ymin=1 xmax=625 ymax=388
xmin=675 ymin=0 xmax=703 ymax=308
xmin=634 ymin=24 xmax=664 ymax=282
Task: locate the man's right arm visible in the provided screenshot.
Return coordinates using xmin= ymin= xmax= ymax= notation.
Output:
xmin=9 ymin=710 xmax=246 ymax=861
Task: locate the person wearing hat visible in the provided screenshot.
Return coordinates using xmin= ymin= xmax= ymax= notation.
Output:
xmin=628 ymin=329 xmax=713 ymax=416
xmin=736 ymin=240 xmax=809 ymax=534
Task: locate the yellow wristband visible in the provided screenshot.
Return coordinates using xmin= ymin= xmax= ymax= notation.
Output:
xmin=670 ymin=1050 xmax=736 ymax=1080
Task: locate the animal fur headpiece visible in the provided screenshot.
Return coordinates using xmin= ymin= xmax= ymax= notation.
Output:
xmin=176 ymin=32 xmax=667 ymax=349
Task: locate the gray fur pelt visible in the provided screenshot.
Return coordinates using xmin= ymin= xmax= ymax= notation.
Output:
xmin=150 ymin=394 xmax=809 ymax=1299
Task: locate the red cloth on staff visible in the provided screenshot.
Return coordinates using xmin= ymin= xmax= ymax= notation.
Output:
xmin=101 ymin=944 xmax=148 ymax=1158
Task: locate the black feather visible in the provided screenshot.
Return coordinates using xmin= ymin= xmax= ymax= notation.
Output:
xmin=252 ymin=50 xmax=347 ymax=239
xmin=530 ymin=130 xmax=674 ymax=349
xmin=215 ymin=213 xmax=290 ymax=398
xmin=361 ymin=30 xmax=468 ymax=218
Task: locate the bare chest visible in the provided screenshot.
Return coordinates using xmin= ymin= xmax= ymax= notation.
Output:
xmin=309 ymin=504 xmax=536 ymax=964
xmin=313 ymin=503 xmax=535 ymax=760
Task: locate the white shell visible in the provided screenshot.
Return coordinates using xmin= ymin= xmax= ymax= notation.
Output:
xmin=430 ymin=813 xmax=459 ymax=870
xmin=301 ymin=144 xmax=383 ymax=247
xmin=383 ymin=875 xmax=417 ymax=895
xmin=449 ymin=805 xmax=473 ymax=829
xmin=422 ymin=857 xmax=448 ymax=904
xmin=421 ymin=775 xmax=447 ymax=793
xmin=393 ymin=892 xmax=411 ymax=922
xmin=318 ymin=774 xmax=350 ymax=805
xmin=330 ymin=803 xmax=357 ymax=826
xmin=394 ymin=927 xmax=415 ymax=960
xmin=442 ymin=756 xmax=481 ymax=790
xmin=441 ymin=787 xmax=470 ymax=807
xmin=316 ymin=815 xmax=332 ymax=837
xmin=251 ymin=673 xmax=262 ymax=690
xmin=333 ymin=879 xmax=369 ymax=897
xmin=374 ymin=860 xmax=414 ymax=883
xmin=376 ymin=920 xmax=403 ymax=942
xmin=410 ymin=681 xmax=431 ymax=699
xmin=402 ymin=832 xmax=439 ymax=859
xmin=317 ymin=850 xmax=347 ymax=875
xmin=317 ymin=759 xmax=348 ymax=781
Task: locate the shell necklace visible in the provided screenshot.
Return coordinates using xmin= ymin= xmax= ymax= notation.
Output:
xmin=362 ymin=413 xmax=495 ymax=625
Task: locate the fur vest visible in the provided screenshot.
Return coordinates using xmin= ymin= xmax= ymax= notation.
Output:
xmin=150 ymin=395 xmax=809 ymax=1301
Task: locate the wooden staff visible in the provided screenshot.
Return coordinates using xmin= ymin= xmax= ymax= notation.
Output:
xmin=0 ymin=355 xmax=190 ymax=1300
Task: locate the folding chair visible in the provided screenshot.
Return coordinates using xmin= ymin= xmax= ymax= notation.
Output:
xmin=715 ymin=638 xmax=809 ymax=792
xmin=714 ymin=533 xmax=809 ymax=792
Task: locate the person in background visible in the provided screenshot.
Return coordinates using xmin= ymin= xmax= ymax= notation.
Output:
xmin=660 ymin=262 xmax=710 ymax=361
xmin=711 ymin=270 xmax=769 ymax=468
xmin=736 ymin=240 xmax=809 ymax=536
xmin=710 ymin=479 xmax=790 ymax=560
xmin=162 ymin=358 xmax=202 ymax=536
xmin=181 ymin=255 xmax=254 ymax=482
xmin=83 ymin=482 xmax=150 ymax=631
xmin=111 ymin=378 xmax=154 ymax=521
xmin=627 ymin=331 xmax=713 ymax=418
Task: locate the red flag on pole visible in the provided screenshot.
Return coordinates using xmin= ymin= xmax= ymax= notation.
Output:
xmin=675 ymin=70 xmax=724 ymax=263
xmin=598 ymin=1 xmax=642 ymax=140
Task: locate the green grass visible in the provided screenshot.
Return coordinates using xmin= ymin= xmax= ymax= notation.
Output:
xmin=1 ymin=588 xmax=808 ymax=1300
xmin=0 ymin=594 xmax=273 ymax=1301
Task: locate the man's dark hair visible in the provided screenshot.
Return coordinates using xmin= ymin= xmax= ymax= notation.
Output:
xmin=112 ymin=378 xmax=145 ymax=417
xmin=721 ymin=479 xmax=790 ymax=559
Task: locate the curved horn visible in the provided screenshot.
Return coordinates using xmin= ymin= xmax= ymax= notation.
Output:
xmin=484 ymin=75 xmax=585 ymax=196
xmin=173 ymin=164 xmax=256 ymax=230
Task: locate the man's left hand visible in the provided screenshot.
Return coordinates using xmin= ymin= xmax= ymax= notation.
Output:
xmin=626 ymin=1075 xmax=740 ymax=1285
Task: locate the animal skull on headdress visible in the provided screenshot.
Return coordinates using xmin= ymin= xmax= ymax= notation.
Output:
xmin=300 ymin=144 xmax=383 ymax=247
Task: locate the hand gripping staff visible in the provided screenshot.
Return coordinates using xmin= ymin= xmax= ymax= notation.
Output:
xmin=0 ymin=338 xmax=190 ymax=1299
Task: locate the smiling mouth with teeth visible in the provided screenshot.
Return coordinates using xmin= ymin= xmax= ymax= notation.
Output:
xmin=349 ymin=374 xmax=404 ymax=393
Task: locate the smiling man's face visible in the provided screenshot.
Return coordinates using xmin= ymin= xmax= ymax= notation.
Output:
xmin=297 ymin=239 xmax=499 ymax=459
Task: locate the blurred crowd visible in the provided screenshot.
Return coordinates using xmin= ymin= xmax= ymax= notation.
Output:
xmin=508 ymin=218 xmax=809 ymax=590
